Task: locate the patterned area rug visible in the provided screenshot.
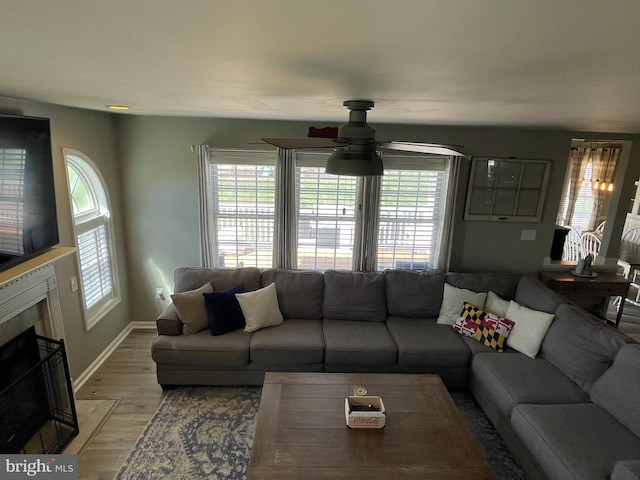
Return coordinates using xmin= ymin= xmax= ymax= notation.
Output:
xmin=115 ymin=387 xmax=261 ymax=480
xmin=114 ymin=386 xmax=525 ymax=480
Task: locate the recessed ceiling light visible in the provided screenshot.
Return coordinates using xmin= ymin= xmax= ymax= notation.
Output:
xmin=106 ymin=105 xmax=129 ymax=111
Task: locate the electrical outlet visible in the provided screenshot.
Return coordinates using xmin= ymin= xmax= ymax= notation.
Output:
xmin=70 ymin=276 xmax=78 ymax=292
xmin=155 ymin=288 xmax=165 ymax=301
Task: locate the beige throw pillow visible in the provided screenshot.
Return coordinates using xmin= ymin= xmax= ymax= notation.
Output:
xmin=436 ymin=283 xmax=487 ymax=326
xmin=236 ymin=282 xmax=284 ymax=333
xmin=505 ymin=300 xmax=554 ymax=358
xmin=171 ymin=283 xmax=214 ymax=334
xmin=485 ymin=291 xmax=510 ymax=318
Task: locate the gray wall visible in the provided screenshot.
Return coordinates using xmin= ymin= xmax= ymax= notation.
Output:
xmin=2 ymin=96 xmax=639 ymax=380
xmin=0 ymin=97 xmax=130 ymax=380
xmin=116 ymin=115 xmax=640 ymax=323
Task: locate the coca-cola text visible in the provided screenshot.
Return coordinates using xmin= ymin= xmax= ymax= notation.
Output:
xmin=353 ymin=416 xmax=380 ymax=425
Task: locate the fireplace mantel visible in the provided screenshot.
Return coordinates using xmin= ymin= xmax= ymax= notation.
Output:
xmin=0 ymin=247 xmax=76 ymax=342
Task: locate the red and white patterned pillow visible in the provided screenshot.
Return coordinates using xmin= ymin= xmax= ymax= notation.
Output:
xmin=452 ymin=302 xmax=516 ymax=352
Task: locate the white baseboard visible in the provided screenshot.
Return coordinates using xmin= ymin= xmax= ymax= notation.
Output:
xmin=72 ymin=324 xmax=133 ymax=392
xmin=72 ymin=321 xmax=157 ymax=392
xmin=130 ymin=321 xmax=157 ymax=330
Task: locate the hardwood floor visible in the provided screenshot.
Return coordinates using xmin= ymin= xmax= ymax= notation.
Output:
xmin=74 ymin=329 xmax=165 ymax=480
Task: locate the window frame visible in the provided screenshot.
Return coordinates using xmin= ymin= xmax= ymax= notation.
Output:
xmin=199 ymin=146 xmax=457 ymax=272
xmin=295 ymin=151 xmax=359 ymax=270
xmin=64 ymin=148 xmax=120 ymax=331
xmin=204 ymin=149 xmax=278 ymax=269
xmin=376 ymin=152 xmax=453 ymax=271
xmin=464 ymin=157 xmax=551 ymax=222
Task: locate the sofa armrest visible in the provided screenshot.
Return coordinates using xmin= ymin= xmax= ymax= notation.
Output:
xmin=612 ymin=460 xmax=640 ymax=480
xmin=156 ymin=303 xmax=182 ymax=336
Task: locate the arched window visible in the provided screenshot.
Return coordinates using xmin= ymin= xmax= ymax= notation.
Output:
xmin=64 ymin=148 xmax=119 ymax=330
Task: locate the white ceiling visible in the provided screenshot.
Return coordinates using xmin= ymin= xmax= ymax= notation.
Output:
xmin=2 ymin=0 xmax=640 ymax=133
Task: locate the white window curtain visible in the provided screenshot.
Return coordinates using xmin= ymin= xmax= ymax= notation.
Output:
xmin=197 ymin=145 xmax=214 ymax=267
xmin=273 ymin=149 xmax=297 ymax=269
xmin=353 ymin=176 xmax=381 ymax=272
xmin=557 ymin=143 xmax=621 ymax=231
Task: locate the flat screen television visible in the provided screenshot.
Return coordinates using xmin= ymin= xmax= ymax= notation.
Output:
xmin=0 ymin=114 xmax=59 ymax=272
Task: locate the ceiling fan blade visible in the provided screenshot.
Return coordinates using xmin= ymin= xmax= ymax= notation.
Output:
xmin=260 ymin=137 xmax=345 ymax=149
xmin=380 ymin=141 xmax=466 ymax=157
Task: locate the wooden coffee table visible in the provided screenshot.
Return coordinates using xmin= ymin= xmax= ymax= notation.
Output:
xmin=247 ymin=372 xmax=494 ymax=479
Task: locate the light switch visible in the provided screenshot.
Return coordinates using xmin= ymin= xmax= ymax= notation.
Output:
xmin=70 ymin=276 xmax=78 ymax=292
xmin=521 ymin=229 xmax=537 ymax=241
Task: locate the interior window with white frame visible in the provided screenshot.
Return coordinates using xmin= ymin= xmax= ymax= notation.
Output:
xmin=64 ymin=149 xmax=119 ymax=330
xmin=295 ymin=151 xmax=358 ymax=270
xmin=205 ymin=150 xmax=277 ymax=268
xmin=377 ymin=153 xmax=451 ymax=271
xmin=198 ymin=147 xmax=455 ymax=272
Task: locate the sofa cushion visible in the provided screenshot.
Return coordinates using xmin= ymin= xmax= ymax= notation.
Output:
xmin=323 ymin=319 xmax=397 ymax=366
xmin=236 ymin=282 xmax=284 ymax=333
xmin=261 ymin=269 xmax=324 ymax=319
xmin=612 ymin=461 xmax=640 ymax=480
xmin=445 ymin=272 xmax=522 ymax=300
xmin=250 ymin=319 xmax=324 ymax=365
xmin=170 ymin=282 xmax=213 ymax=334
xmin=460 ymin=335 xmax=517 ymax=355
xmin=540 ymin=303 xmax=635 ymax=391
xmin=151 ymin=329 xmax=251 ymax=368
xmin=470 ymin=352 xmax=590 ymax=418
xmin=436 ymin=283 xmax=487 ymax=326
xmin=590 ymin=344 xmax=640 ymax=438
xmin=514 ymin=274 xmax=565 ymax=314
xmin=173 ymin=266 xmax=262 ymax=294
xmin=323 ymin=270 xmax=387 ymax=322
xmin=386 ymin=317 xmax=470 ymax=368
xmin=204 ymin=284 xmax=246 ymax=336
xmin=505 ymin=300 xmax=554 ymax=358
xmin=384 ymin=269 xmax=445 ymax=318
xmin=511 ymin=403 xmax=640 ymax=480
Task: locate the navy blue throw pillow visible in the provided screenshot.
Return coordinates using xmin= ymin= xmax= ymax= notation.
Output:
xmin=204 ymin=284 xmax=246 ymax=336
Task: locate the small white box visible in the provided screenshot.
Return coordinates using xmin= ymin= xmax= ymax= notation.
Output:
xmin=345 ymin=396 xmax=386 ymax=428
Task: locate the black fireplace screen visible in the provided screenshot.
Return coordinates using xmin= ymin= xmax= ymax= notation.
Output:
xmin=0 ymin=327 xmax=78 ymax=454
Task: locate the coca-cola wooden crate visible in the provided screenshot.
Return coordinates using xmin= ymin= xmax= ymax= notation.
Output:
xmin=344 ymin=396 xmax=386 ymax=428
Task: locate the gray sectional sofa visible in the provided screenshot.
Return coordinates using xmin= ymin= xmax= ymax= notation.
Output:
xmin=151 ymin=266 xmax=640 ymax=480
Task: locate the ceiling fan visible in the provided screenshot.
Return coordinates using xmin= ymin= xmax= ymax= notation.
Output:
xmin=256 ymin=100 xmax=466 ymax=176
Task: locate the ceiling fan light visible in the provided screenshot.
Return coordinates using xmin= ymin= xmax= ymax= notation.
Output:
xmin=325 ymin=149 xmax=384 ymax=176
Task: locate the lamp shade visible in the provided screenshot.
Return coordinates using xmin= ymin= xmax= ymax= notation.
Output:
xmin=325 ymin=148 xmax=384 ymax=176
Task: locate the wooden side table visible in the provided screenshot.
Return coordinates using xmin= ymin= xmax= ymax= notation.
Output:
xmin=539 ymin=271 xmax=630 ymax=328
